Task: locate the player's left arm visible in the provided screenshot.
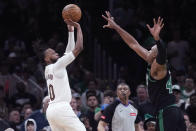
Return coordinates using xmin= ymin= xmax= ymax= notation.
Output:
xmin=147 ymin=17 xmax=167 ymax=80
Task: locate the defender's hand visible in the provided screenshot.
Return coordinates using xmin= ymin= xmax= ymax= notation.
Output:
xmin=146 ymin=17 xmax=164 ymax=41
xmin=102 ymin=11 xmax=118 ymax=29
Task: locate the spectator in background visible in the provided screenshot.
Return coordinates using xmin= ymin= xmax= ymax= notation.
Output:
xmin=134 ymin=84 xmax=155 ymax=121
xmin=143 ymin=117 xmax=156 ymax=131
xmin=8 ymin=109 xmax=21 ymax=131
xmin=70 ymin=97 xmax=81 ymax=117
xmin=81 ymin=80 xmax=104 ymax=108
xmin=167 ymin=29 xmax=189 ymax=73
xmin=20 ymin=96 xmax=50 ymax=131
xmin=80 ymin=115 xmax=93 ymax=131
xmin=188 ymin=123 xmax=196 ymax=131
xmin=184 ymin=112 xmax=191 ymax=131
xmin=23 ymin=107 xmax=33 ymax=120
xmin=72 ymin=92 xmax=83 ymax=112
xmin=10 ymin=82 xmax=37 ymax=109
xmin=172 ymin=84 xmax=185 ymax=107
xmin=94 ymin=90 xmax=115 ymax=121
xmin=133 ymin=84 xmax=149 ymax=106
xmin=85 ymin=90 xmax=100 ymax=131
xmin=0 ymin=85 xmax=8 ymax=120
xmin=24 ymin=119 xmax=37 ymax=131
xmin=186 ymin=93 xmax=196 ymax=123
xmin=182 ymin=77 xmax=195 ymax=101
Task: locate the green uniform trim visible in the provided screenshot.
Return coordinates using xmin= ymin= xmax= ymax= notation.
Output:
xmin=158 ymin=104 xmax=177 ymax=131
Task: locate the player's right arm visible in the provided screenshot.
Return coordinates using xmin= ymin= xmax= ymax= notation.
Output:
xmin=97 ymin=120 xmax=107 ymax=131
xmin=65 ymin=19 xmax=83 ymax=57
xmin=102 ymin=11 xmax=150 ymax=63
xmin=53 ymin=20 xmax=83 ymax=71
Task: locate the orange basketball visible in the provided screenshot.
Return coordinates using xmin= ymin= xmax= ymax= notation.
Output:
xmin=62 ymin=4 xmax=82 ymax=22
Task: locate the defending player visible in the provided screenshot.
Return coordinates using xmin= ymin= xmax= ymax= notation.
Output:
xmin=44 ymin=19 xmax=86 ymax=131
xmin=102 ymin=11 xmax=186 ymax=131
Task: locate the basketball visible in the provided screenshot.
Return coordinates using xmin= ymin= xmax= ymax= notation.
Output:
xmin=62 ymin=4 xmax=82 ymax=22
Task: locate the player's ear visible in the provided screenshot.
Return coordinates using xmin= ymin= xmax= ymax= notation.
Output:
xmin=44 ymin=56 xmax=50 ymax=63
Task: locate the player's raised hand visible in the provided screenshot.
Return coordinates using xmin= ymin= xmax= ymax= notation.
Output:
xmin=67 ymin=25 xmax=74 ymax=32
xmin=102 ymin=11 xmax=118 ymax=29
xmin=146 ymin=17 xmax=164 ymax=41
xmin=64 ymin=19 xmax=80 ymax=28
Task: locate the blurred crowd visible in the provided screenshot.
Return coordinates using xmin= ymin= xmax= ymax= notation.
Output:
xmin=0 ymin=0 xmax=196 ymax=131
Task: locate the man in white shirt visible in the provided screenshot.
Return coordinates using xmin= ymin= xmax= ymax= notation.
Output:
xmin=44 ymin=19 xmax=86 ymax=131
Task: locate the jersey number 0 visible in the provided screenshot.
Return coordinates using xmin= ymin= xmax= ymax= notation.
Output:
xmin=49 ymin=84 xmax=55 ymax=101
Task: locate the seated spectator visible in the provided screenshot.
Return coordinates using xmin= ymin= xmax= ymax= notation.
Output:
xmin=143 ymin=117 xmax=156 ymax=131
xmin=186 ymin=93 xmax=196 ymax=123
xmin=24 ymin=107 xmax=33 ymax=120
xmin=84 ymin=90 xmax=100 ymax=131
xmin=70 ymin=97 xmax=81 ymax=117
xmin=10 ymin=82 xmax=37 ymax=109
xmin=133 ymin=84 xmax=149 ymax=106
xmin=188 ymin=123 xmax=196 ymax=131
xmin=182 ymin=77 xmax=195 ymax=101
xmin=8 ymin=109 xmax=21 ymax=131
xmin=24 ymin=119 xmax=37 ymax=131
xmin=94 ymin=90 xmax=115 ymax=121
xmin=172 ymin=84 xmax=185 ymax=107
xmin=20 ymin=96 xmax=50 ymax=131
xmin=81 ymin=80 xmax=104 ymax=108
xmin=184 ymin=112 xmax=191 ymax=130
xmin=80 ymin=115 xmax=93 ymax=131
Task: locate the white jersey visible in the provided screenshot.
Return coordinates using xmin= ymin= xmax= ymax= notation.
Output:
xmin=45 ymin=52 xmax=75 ymax=103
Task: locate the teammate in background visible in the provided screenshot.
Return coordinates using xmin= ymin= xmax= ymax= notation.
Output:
xmin=102 ymin=11 xmax=186 ymax=131
xmin=44 ymin=19 xmax=86 ymax=131
xmin=97 ymin=83 xmax=142 ymax=131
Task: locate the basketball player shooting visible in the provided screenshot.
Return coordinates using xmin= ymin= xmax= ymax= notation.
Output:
xmin=44 ymin=19 xmax=86 ymax=131
xmin=102 ymin=11 xmax=186 ymax=131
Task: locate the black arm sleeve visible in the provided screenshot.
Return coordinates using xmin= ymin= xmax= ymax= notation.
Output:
xmin=101 ymin=100 xmax=119 ymax=123
xmin=156 ymin=39 xmax=166 ymax=65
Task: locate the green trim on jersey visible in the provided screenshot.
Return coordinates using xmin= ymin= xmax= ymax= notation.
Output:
xmin=158 ymin=104 xmax=177 ymax=131
xmin=166 ymin=76 xmax=173 ymax=94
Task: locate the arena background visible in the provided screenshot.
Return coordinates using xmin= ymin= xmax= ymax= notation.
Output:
xmin=0 ymin=0 xmax=196 ymax=130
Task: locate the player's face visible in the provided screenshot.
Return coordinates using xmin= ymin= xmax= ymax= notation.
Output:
xmin=117 ymin=85 xmax=130 ymax=100
xmin=45 ymin=48 xmax=59 ymax=64
xmin=147 ymin=45 xmax=158 ymax=64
